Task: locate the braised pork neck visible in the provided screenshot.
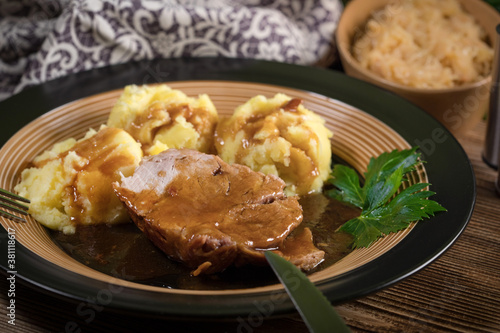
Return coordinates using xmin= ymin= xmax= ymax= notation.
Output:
xmin=113 ymin=149 xmax=324 ymax=275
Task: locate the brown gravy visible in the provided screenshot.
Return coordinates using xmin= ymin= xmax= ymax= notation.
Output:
xmin=50 ymin=193 xmax=359 ymax=290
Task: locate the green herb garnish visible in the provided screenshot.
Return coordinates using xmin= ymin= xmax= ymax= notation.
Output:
xmin=327 ymin=147 xmax=446 ymax=249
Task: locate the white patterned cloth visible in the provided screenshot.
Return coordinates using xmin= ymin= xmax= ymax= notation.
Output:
xmin=0 ymin=0 xmax=343 ymax=101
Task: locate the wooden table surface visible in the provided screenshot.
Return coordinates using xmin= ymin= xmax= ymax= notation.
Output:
xmin=1 ymin=119 xmax=499 ymax=333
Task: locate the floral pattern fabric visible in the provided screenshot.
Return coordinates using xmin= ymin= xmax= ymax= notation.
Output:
xmin=0 ymin=0 xmax=343 ymax=101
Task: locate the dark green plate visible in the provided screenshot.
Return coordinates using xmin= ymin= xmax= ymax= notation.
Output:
xmin=0 ymin=58 xmax=475 ymax=318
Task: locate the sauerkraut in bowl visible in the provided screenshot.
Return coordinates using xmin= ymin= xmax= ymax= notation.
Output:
xmin=336 ymin=0 xmax=500 ymax=135
xmin=351 ymin=0 xmax=493 ymax=89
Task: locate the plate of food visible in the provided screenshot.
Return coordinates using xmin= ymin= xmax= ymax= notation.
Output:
xmin=0 ymin=58 xmax=474 ymax=318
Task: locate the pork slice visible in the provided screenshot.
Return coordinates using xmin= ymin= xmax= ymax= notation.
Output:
xmin=114 ymin=148 xmax=323 ymax=275
xmin=274 ymin=228 xmax=325 ymax=271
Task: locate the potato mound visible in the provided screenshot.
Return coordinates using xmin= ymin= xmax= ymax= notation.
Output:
xmin=14 ymin=126 xmax=143 ymax=234
xmin=215 ymin=94 xmax=333 ymax=196
xmin=107 ymin=84 xmax=218 ymax=155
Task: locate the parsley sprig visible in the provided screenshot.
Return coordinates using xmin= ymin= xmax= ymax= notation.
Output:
xmin=327 ymin=147 xmax=446 ymax=248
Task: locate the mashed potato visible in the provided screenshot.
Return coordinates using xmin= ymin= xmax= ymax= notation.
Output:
xmin=14 ymin=126 xmax=143 ymax=234
xmin=215 ymin=94 xmax=332 ymax=196
xmin=352 ymin=0 xmax=493 ymax=88
xmin=107 ymin=84 xmax=218 ymax=155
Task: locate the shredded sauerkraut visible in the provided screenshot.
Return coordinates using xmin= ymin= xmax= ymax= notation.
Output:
xmin=352 ymin=0 xmax=494 ymax=89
